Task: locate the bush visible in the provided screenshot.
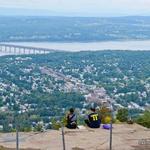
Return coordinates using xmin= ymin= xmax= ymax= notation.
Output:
xmin=34 ymin=124 xmax=43 ymax=132
xmin=104 ymin=116 xmax=111 ymax=124
xmin=116 ymin=108 xmax=128 ymax=122
xmin=136 ymin=111 xmax=150 ymax=128
xmin=99 ymin=106 xmax=111 ymax=124
xmin=51 ymin=118 xmax=61 ymax=130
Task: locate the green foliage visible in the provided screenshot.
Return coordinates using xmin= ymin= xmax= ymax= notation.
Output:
xmin=2 ymin=120 xmax=12 ymax=133
xmin=77 ymin=116 xmax=85 ymax=125
xmin=29 ymin=115 xmax=41 ymax=123
xmin=0 ymin=50 xmax=150 ymax=132
xmin=116 ymin=108 xmax=128 ymax=122
xmin=51 ymin=118 xmax=61 ymax=130
xmin=34 ymin=124 xmax=43 ymax=132
xmin=23 ymin=91 xmax=85 ymax=117
xmin=136 ymin=111 xmax=150 ymax=128
xmin=1 ymin=16 xmax=150 ymax=42
xmin=16 ymin=114 xmax=32 ymax=132
xmin=99 ymin=107 xmax=111 ymax=124
xmin=0 ymin=98 xmax=3 ymax=107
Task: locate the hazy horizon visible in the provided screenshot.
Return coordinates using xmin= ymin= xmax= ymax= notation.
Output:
xmin=0 ymin=0 xmax=150 ymax=17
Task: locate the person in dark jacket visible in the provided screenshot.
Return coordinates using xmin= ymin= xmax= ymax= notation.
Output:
xmin=66 ymin=108 xmax=77 ymax=129
xmin=85 ymin=104 xmax=101 ymax=128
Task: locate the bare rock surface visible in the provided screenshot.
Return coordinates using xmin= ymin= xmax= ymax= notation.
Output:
xmin=0 ymin=124 xmax=150 ymax=150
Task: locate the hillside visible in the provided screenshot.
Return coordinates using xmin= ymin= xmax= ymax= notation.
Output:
xmin=0 ymin=51 xmax=150 ymax=132
xmin=1 ymin=16 xmax=150 ymax=42
xmin=0 ymin=124 xmax=150 ymax=150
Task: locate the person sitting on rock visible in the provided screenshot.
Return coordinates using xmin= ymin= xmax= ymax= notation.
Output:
xmin=66 ymin=108 xmax=77 ymax=129
xmin=85 ymin=104 xmax=101 ymax=128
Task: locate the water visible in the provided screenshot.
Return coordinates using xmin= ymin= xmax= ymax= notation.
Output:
xmin=0 ymin=52 xmax=12 ymax=56
xmin=1 ymin=40 xmax=150 ymax=56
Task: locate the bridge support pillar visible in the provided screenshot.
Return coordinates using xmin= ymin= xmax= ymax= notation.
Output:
xmin=33 ymin=49 xmax=36 ymax=54
xmin=23 ymin=48 xmax=25 ymax=54
xmin=0 ymin=44 xmax=51 ymax=55
xmin=0 ymin=45 xmax=2 ymax=52
xmin=14 ymin=47 xmax=16 ymax=53
xmin=9 ymin=46 xmax=11 ymax=53
xmin=5 ymin=46 xmax=7 ymax=53
xmin=19 ymin=48 xmax=21 ymax=54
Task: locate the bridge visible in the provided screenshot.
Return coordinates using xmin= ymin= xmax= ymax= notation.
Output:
xmin=0 ymin=43 xmax=58 ymax=55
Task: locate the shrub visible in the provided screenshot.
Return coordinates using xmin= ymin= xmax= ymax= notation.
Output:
xmin=136 ymin=111 xmax=150 ymax=128
xmin=116 ymin=108 xmax=128 ymax=122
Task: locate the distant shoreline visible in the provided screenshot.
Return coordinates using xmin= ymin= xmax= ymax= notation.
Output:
xmin=1 ymin=40 xmax=150 ymax=52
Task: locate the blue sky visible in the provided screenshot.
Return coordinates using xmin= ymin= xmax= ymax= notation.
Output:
xmin=0 ymin=0 xmax=150 ymax=16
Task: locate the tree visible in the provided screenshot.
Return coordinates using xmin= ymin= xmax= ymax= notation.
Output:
xmin=34 ymin=124 xmax=43 ymax=132
xmin=99 ymin=106 xmax=111 ymax=124
xmin=116 ymin=108 xmax=128 ymax=122
xmin=136 ymin=111 xmax=150 ymax=128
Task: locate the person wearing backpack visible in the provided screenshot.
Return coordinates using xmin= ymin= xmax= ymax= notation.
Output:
xmin=66 ymin=108 xmax=77 ymax=129
xmin=85 ymin=104 xmax=101 ymax=128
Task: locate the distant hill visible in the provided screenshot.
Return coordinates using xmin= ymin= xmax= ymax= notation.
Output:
xmin=0 ymin=16 xmax=150 ymax=42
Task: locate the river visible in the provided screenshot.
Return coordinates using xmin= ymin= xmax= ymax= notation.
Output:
xmin=1 ymin=40 xmax=150 ymax=56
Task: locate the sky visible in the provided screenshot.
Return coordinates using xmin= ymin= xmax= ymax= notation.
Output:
xmin=0 ymin=0 xmax=150 ymax=16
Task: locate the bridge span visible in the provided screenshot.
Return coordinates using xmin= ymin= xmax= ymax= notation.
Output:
xmin=0 ymin=43 xmax=58 ymax=55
